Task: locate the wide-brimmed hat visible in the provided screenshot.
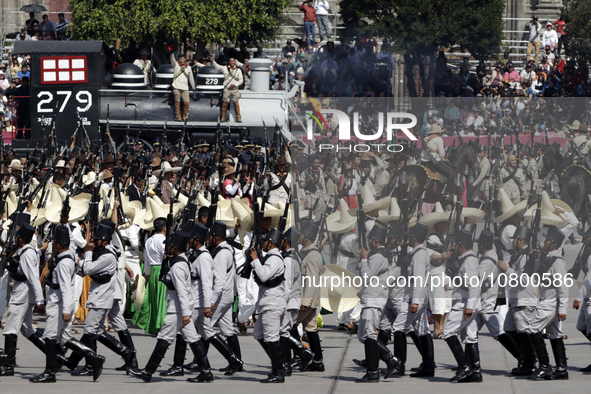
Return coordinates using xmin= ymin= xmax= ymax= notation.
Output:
xmin=524 ymin=191 xmax=571 ymax=227
xmin=320 ymin=265 xmax=361 ymax=313
xmin=349 ymin=185 xmax=390 ymax=213
xmin=9 ymin=159 xmax=23 ymax=170
xmin=55 ymin=159 xmax=67 ymax=168
xmin=419 ymin=202 xmax=453 ymax=231
xmin=197 ymin=192 xmax=211 ymax=208
xmin=494 ymin=188 xmax=528 ymax=223
xmin=570 ymin=120 xmax=581 ymax=130
xmin=46 ymin=193 xmax=91 ymax=224
xmin=377 ymin=197 xmax=401 ymax=223
xmin=427 ymin=123 xmax=442 ymax=135
xmin=83 ymin=171 xmax=96 ymax=185
xmin=138 ymin=198 xmax=168 ymax=230
xmin=152 ymin=161 xmax=182 ymax=176
xmin=326 ymin=199 xmax=357 ymax=234
xmin=461 ymin=207 xmax=486 ymax=224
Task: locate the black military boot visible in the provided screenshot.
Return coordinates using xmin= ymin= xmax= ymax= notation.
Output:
xmin=129 ymin=339 xmax=170 ymax=382
xmin=458 ymin=343 xmax=483 ymax=383
xmin=512 ymin=332 xmax=537 ymax=376
xmin=354 ymin=330 xmax=388 ymax=370
xmin=219 ymin=335 xmax=244 ymax=373
xmin=528 ymin=332 xmax=553 ymax=380
xmin=376 ymin=339 xmax=399 ymax=379
xmin=580 ymin=333 xmax=591 ymax=372
xmin=160 ymin=335 xmax=186 ymax=376
xmin=30 ymin=338 xmax=58 ymax=383
xmin=391 ymin=331 xmax=407 ymax=376
xmin=186 ymin=341 xmax=214 ymax=383
xmin=356 ymin=339 xmax=380 ymax=383
xmin=71 ymin=334 xmax=97 ymax=377
xmin=410 ymin=335 xmax=436 ymax=377
xmin=408 ymin=331 xmax=425 ymax=372
xmin=64 ymin=338 xmax=106 ymax=381
xmin=548 ymin=338 xmax=568 ymax=380
xmin=498 ymin=332 xmax=523 ymax=371
xmin=27 ymin=330 xmax=47 ymax=353
xmin=98 ymin=332 xmax=136 ymax=373
xmin=260 ymin=341 xmax=285 ymax=383
xmin=184 ymin=338 xmax=207 ymax=372
xmin=305 ymin=331 xmax=325 ymax=372
xmin=115 ymin=330 xmax=138 ymax=371
xmin=280 ymin=336 xmax=292 ymax=376
xmin=446 ymin=336 xmax=471 ymax=382
xmin=209 ymin=334 xmax=243 ymax=375
xmin=0 ymin=348 xmax=6 ymax=368
xmin=0 ymin=334 xmax=17 ymax=376
xmin=288 ymin=333 xmax=314 ymax=372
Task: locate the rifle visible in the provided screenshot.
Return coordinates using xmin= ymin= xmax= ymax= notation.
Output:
xmin=524 ymin=192 xmax=542 ymax=276
xmin=159 ymin=196 xmax=174 ymax=284
xmin=357 ymin=193 xmax=368 ymax=250
xmin=278 ymin=201 xmax=290 ymax=232
xmin=543 ymin=120 xmax=550 ymax=147
xmin=443 ymin=202 xmax=464 ymax=276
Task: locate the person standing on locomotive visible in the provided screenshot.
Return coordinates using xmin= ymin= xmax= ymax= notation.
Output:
xmin=170 ymin=53 xmax=195 ymax=122
xmin=211 ymin=55 xmax=244 ymax=123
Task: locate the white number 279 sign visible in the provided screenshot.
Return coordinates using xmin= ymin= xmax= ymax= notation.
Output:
xmin=37 ymin=90 xmax=93 ymax=113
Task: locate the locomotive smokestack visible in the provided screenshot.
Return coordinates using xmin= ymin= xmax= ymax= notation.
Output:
xmin=248 ymin=58 xmax=272 ymax=92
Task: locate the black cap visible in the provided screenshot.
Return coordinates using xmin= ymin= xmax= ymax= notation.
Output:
xmin=455 ymin=229 xmax=473 ymax=249
xmin=53 ymin=225 xmax=70 ymax=246
xmin=16 ymin=223 xmax=35 ymax=244
xmin=476 ymin=229 xmax=494 ymax=250
xmin=92 ymin=224 xmax=113 ymax=241
xmin=191 ymin=224 xmax=208 ymax=242
xmin=545 ymin=226 xmax=565 ymax=247
xmin=511 ymin=226 xmax=531 ymax=243
xmin=284 ymin=227 xmax=301 ymax=245
xmin=368 ymin=225 xmax=387 ymax=245
xmin=409 ymin=223 xmax=429 ymax=243
xmin=301 ymin=222 xmax=319 ymax=241
xmin=210 ymin=221 xmax=226 ymax=238
xmin=261 ymin=228 xmax=284 ymax=247
xmin=165 ymin=231 xmax=190 ymax=252
xmin=100 ymin=219 xmax=116 ymax=232
xmin=11 ymin=212 xmax=31 ymax=227
xmin=387 ymin=224 xmax=403 ymax=240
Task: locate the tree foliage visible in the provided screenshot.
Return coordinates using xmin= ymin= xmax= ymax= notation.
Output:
xmin=69 ymin=0 xmax=291 ymax=46
xmin=338 ymin=0 xmax=505 ymax=59
xmin=564 ymin=0 xmax=591 ymax=63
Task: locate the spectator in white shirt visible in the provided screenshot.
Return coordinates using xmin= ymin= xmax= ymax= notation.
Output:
xmin=314 ymin=1 xmax=332 ymax=42
xmin=542 ymin=22 xmax=558 ymax=53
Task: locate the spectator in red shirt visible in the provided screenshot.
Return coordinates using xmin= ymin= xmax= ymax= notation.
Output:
xmin=299 ymin=0 xmax=317 ymax=48
xmin=554 ymin=15 xmax=567 ymax=57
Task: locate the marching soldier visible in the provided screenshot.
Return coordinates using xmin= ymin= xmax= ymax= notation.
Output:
xmin=130 ymin=231 xmax=212 ymax=382
xmin=529 ymin=227 xmax=569 ymax=380
xmin=266 ymin=155 xmax=292 ymax=207
xmin=30 ymin=226 xmax=105 ymax=383
xmin=1 ymin=223 xmax=48 ymax=376
xmin=469 ymin=146 xmax=491 ymax=203
xmin=292 ymin=223 xmax=325 ymax=372
xmin=248 ymin=228 xmax=286 ymax=383
xmin=497 ymin=226 xmax=539 ymax=376
xmin=573 ymin=228 xmax=591 ymax=372
xmin=355 ymin=225 xmax=399 ymax=383
xmin=473 ymin=229 xmax=523 ymax=373
xmin=442 ymin=229 xmax=481 ymax=383
xmin=391 ymin=223 xmax=436 ymax=378
xmin=299 ymin=156 xmax=327 ymax=219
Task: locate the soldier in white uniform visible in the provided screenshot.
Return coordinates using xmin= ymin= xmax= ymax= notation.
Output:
xmin=291 ymin=223 xmax=325 ymax=372
xmin=279 ymin=228 xmax=314 ymax=374
xmin=499 ymin=155 xmax=526 ymax=204
xmin=391 ymin=223 xmax=436 ymax=378
xmin=573 ymin=228 xmax=591 ymax=372
xmin=298 ymin=156 xmax=327 ymax=220
xmin=355 ymin=225 xmax=399 ymax=383
xmin=473 ymin=229 xmax=523 ymax=372
xmin=248 ymin=228 xmax=286 ymax=383
xmin=497 ymin=225 xmax=539 ymax=376
xmin=130 ymin=231 xmax=211 ymax=383
xmin=30 ymin=226 xmax=105 ymax=383
xmin=266 ymin=155 xmax=292 ymax=207
xmin=420 ymin=124 xmax=455 ymax=194
xmin=470 ymin=147 xmax=491 ymax=202
xmin=528 ymin=228 xmax=569 ymax=381
xmin=442 ymin=229 xmax=482 ymax=383
xmin=1 ymin=224 xmax=47 ymax=376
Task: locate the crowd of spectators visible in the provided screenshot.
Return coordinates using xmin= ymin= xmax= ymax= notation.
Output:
xmin=17 ymin=12 xmax=70 ymax=42
xmin=1 ymin=52 xmax=31 ymax=138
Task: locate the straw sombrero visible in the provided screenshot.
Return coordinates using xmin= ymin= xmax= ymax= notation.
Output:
xmin=494 ymin=189 xmax=528 ymax=223
xmin=419 ymin=202 xmax=453 ymax=231
xmin=45 ymin=193 xmax=91 ymax=224
xmin=349 ymin=185 xmax=390 ymax=214
xmin=524 ymin=191 xmax=571 ymax=227
xmin=461 ymin=207 xmax=486 ymax=224
xmin=320 ymin=264 xmax=361 ymax=313
xmin=152 ymin=161 xmax=182 ymax=177
xmin=326 ymin=199 xmax=357 ymax=234
xmin=377 ymin=197 xmax=401 ymax=223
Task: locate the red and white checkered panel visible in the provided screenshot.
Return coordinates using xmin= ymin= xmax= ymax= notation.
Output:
xmin=40 ymin=56 xmax=88 ymax=84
